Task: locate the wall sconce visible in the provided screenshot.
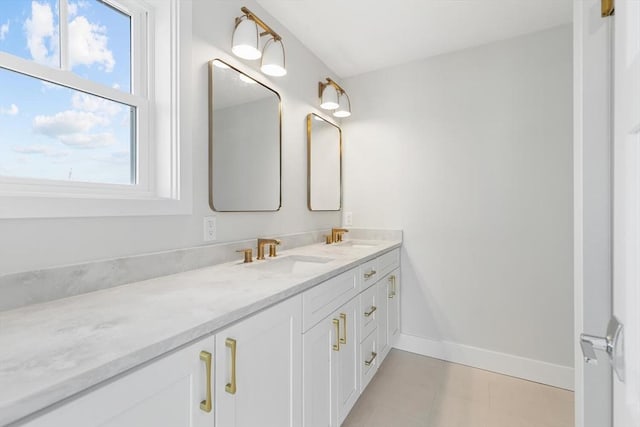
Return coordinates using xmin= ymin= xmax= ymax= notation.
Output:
xmin=319 ymin=78 xmax=351 ymax=118
xmin=232 ymin=6 xmax=287 ymax=77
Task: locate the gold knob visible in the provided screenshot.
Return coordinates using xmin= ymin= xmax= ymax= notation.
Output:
xmin=236 ymin=249 xmax=253 ymax=263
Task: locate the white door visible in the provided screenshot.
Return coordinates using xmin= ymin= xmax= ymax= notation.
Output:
xmin=612 ymin=0 xmax=640 ymax=425
xmin=215 ymin=295 xmax=302 ymax=427
xmin=336 ymin=297 xmax=359 ymax=425
xmin=387 ymin=270 xmax=401 ymax=345
xmin=24 ymin=336 xmax=215 ymax=427
xmin=302 ymin=314 xmax=338 ymax=427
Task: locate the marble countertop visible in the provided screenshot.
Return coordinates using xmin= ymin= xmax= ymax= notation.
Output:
xmin=0 ymin=238 xmax=401 ymax=426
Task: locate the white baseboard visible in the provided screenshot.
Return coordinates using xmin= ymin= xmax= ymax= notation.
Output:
xmin=393 ymin=333 xmax=574 ymax=391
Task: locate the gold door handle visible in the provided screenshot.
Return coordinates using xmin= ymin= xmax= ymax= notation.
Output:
xmin=199 ymin=351 xmax=212 ymax=413
xmin=388 ymin=275 xmax=396 ymax=298
xmin=339 ymin=313 xmax=347 ymax=344
xmin=364 ymin=351 xmax=378 ymax=367
xmin=364 ymin=306 xmax=377 ymax=317
xmin=225 ymin=338 xmax=237 ymax=395
xmin=364 ymin=270 xmax=377 ymax=279
xmin=332 ymin=319 xmax=340 ymax=351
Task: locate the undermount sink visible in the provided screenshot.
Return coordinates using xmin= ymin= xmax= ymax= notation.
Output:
xmin=335 ymin=240 xmax=378 ymax=249
xmin=248 ymin=255 xmax=334 ymax=274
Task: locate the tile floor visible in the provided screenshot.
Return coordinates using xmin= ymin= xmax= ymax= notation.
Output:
xmin=342 ymin=349 xmax=574 ymax=427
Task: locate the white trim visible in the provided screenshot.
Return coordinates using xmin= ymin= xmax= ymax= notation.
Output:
xmin=394 ymin=333 xmax=574 ymax=391
xmin=573 ymin=0 xmax=585 ymax=425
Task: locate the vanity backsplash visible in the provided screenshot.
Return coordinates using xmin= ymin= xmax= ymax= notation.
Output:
xmin=0 ymin=228 xmax=401 ymax=312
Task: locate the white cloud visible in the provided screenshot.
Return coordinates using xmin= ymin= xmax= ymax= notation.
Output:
xmin=33 ymin=110 xmax=109 ymax=137
xmin=24 ymin=1 xmax=58 ymax=66
xmin=68 ymin=1 xmax=88 ymax=18
xmin=59 ymin=132 xmax=116 ymax=148
xmin=13 ymin=144 xmax=50 ymax=154
xmin=1 ymin=104 xmax=19 ymax=115
xmin=0 ymin=21 xmax=9 ymax=40
xmin=69 ymin=16 xmax=115 ymax=72
xmin=12 ymin=144 xmax=69 ymax=158
xmin=71 ymin=92 xmax=121 ymax=116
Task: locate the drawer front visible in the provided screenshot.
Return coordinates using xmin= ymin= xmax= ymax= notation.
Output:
xmin=377 ymin=248 xmax=400 ymax=278
xmin=303 ymin=268 xmax=358 ymax=332
xmin=359 ymin=284 xmax=378 ymax=342
xmin=358 ymin=258 xmax=379 ymax=291
xmin=360 ymin=330 xmax=378 ymax=392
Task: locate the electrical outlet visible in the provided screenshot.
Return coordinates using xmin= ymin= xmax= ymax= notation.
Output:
xmin=203 ymin=216 xmax=216 ymax=241
xmin=344 ymin=211 xmax=353 ymax=226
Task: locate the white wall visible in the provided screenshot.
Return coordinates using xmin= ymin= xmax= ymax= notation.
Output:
xmin=0 ymin=0 xmax=340 ymax=274
xmin=343 ymin=26 xmax=574 ymax=374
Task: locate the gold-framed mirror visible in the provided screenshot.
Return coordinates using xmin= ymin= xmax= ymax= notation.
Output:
xmin=307 ymin=113 xmax=342 ymax=211
xmin=208 ymin=59 xmax=282 ymax=212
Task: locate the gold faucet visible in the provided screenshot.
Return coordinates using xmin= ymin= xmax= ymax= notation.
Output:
xmin=331 ymin=228 xmax=349 ymax=243
xmin=257 ymin=238 xmax=280 ymax=260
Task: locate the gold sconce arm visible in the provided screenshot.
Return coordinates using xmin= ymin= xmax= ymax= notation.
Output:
xmin=318 ymin=77 xmax=347 ymax=98
xmin=239 ymin=6 xmax=282 ymax=41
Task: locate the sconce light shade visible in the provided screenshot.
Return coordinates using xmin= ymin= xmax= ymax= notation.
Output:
xmin=261 ymin=39 xmax=287 ymax=77
xmin=232 ymin=17 xmax=262 ymax=60
xmin=320 ymin=84 xmax=339 ymax=110
xmin=333 ymin=93 xmax=351 ymax=118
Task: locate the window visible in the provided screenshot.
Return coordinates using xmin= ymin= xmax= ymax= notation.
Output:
xmin=0 ymin=0 xmax=188 ymax=217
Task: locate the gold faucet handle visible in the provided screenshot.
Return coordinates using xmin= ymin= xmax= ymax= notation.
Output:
xmin=325 ymin=235 xmax=333 ymax=244
xmin=268 ymin=240 xmax=281 ymax=257
xmin=236 ymin=249 xmax=253 ymax=263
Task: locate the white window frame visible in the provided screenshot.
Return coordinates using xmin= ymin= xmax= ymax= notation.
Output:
xmin=0 ymin=0 xmax=190 ymax=218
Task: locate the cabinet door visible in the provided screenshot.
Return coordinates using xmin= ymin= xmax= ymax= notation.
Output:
xmin=215 ymin=296 xmax=302 ymax=427
xmin=303 ymin=315 xmax=339 ymax=427
xmin=335 ymin=297 xmax=359 ymax=425
xmin=24 ymin=336 xmax=215 ymax=427
xmin=387 ymin=270 xmax=400 ymax=345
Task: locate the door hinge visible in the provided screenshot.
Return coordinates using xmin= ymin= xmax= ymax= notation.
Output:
xmin=602 ymin=0 xmax=615 ymax=17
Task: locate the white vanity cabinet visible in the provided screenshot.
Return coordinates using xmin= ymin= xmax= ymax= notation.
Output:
xmin=378 ymin=269 xmax=400 ymax=362
xmin=302 ymin=268 xmax=360 ymax=427
xmin=14 ymin=245 xmax=401 ymax=427
xmin=302 ymin=296 xmax=359 ymax=427
xmin=215 ymin=295 xmax=302 ymax=427
xmin=23 ymin=336 xmax=216 ymax=427
xmin=358 ymin=282 xmax=380 ymax=392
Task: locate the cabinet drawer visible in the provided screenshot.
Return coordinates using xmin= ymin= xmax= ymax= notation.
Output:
xmin=377 ymin=249 xmax=400 ymax=278
xmin=303 ymin=268 xmax=358 ymax=332
xmin=358 ymin=258 xmax=379 ymax=291
xmin=360 ymin=330 xmax=378 ymax=392
xmin=359 ymin=284 xmax=378 ymax=342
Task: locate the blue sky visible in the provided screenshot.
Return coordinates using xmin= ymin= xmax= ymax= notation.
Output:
xmin=0 ymin=0 xmax=134 ymax=184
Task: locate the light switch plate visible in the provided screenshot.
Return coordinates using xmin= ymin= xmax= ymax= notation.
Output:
xmin=204 ymin=216 xmax=216 ymax=241
xmin=344 ymin=211 xmax=353 ymax=226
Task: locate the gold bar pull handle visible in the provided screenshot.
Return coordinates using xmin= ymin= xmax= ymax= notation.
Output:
xmin=199 ymin=351 xmax=213 ymax=413
xmin=364 ymin=352 xmax=377 ymax=367
xmin=364 ymin=306 xmax=377 ymax=317
xmin=332 ymin=319 xmax=340 ymax=351
xmin=339 ymin=313 xmax=347 ymax=344
xmin=388 ymin=275 xmax=396 ymax=298
xmin=225 ymin=338 xmax=237 ymax=395
xmin=364 ymin=269 xmax=377 ymax=279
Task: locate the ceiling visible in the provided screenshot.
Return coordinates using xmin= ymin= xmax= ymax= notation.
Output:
xmin=256 ymin=0 xmax=573 ymax=78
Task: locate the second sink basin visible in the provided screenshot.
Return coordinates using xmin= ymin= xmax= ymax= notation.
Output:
xmin=335 ymin=240 xmax=378 ymax=249
xmin=248 ymin=255 xmax=334 ymax=274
